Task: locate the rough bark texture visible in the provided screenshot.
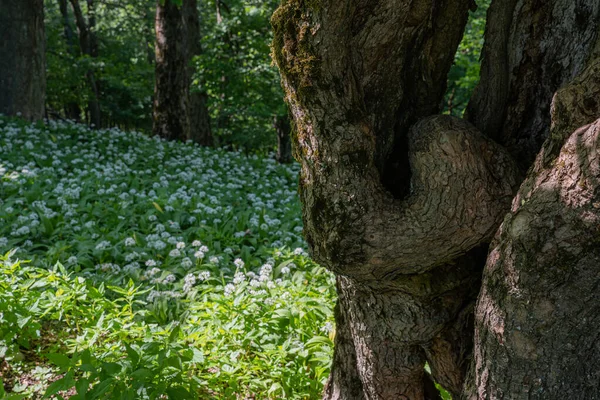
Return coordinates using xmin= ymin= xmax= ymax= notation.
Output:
xmin=0 ymin=0 xmax=46 ymax=121
xmin=273 ymin=114 xmax=293 ymax=164
xmin=273 ymin=0 xmax=600 ymax=398
xmin=466 ymin=57 xmax=600 ymax=400
xmin=466 ymin=0 xmax=600 ymax=169
xmin=153 ymin=0 xmax=189 ymax=141
xmin=183 ymin=0 xmax=213 ymax=146
xmin=272 ymin=1 xmax=519 ymax=398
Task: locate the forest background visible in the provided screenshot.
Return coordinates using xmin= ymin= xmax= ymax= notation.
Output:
xmin=44 ymin=0 xmax=488 ymax=153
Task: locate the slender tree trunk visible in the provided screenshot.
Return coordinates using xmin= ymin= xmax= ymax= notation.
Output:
xmin=153 ymin=0 xmax=189 ymax=141
xmin=273 ymin=114 xmax=292 ymax=164
xmin=183 ymin=0 xmax=213 ymax=145
xmin=57 ymin=0 xmax=81 ymax=121
xmin=272 ymin=0 xmax=600 ymax=398
xmin=69 ymin=0 xmax=101 ymax=127
xmin=0 ymin=0 xmax=46 ymax=121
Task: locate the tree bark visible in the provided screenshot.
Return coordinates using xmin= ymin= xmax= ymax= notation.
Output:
xmin=272 ymin=0 xmax=600 ymax=399
xmin=154 ymin=0 xmax=212 ymax=145
xmin=273 ymin=114 xmax=292 ymax=164
xmin=272 ymin=1 xmax=519 ymax=398
xmin=153 ymin=0 xmax=189 ymax=141
xmin=182 ymin=0 xmax=213 ymax=146
xmin=464 ymin=40 xmax=600 ymax=400
xmin=0 ymin=0 xmax=46 ymax=121
xmin=466 ymin=0 xmax=600 ymax=169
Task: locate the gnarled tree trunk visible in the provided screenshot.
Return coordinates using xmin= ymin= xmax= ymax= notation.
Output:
xmin=0 ymin=0 xmax=46 ymax=121
xmin=272 ymin=0 xmax=600 ymax=398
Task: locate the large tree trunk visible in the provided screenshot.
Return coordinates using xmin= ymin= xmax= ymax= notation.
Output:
xmin=273 ymin=1 xmax=520 ymax=398
xmin=466 ymin=55 xmax=600 ymax=400
xmin=0 ymin=0 xmax=46 ymax=121
xmin=272 ymin=0 xmax=600 ymax=399
xmin=463 ymin=0 xmax=600 ymax=397
xmin=182 ymin=0 xmax=213 ymax=146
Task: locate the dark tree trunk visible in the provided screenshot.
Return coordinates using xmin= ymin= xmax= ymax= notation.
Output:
xmin=466 ymin=0 xmax=600 ymax=170
xmin=0 ymin=0 xmax=46 ymax=121
xmin=154 ymin=0 xmax=212 ymax=144
xmin=272 ymin=0 xmax=600 ymax=399
xmin=57 ymin=0 xmax=81 ymax=121
xmin=153 ymin=0 xmax=189 ymax=141
xmin=273 ymin=114 xmax=292 ymax=164
xmin=182 ymin=0 xmax=213 ymax=146
xmin=466 ymin=57 xmax=600 ymax=400
xmin=69 ymin=0 xmax=101 ymax=127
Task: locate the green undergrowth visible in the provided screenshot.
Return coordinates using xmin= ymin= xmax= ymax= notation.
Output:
xmin=0 ymin=118 xmax=335 ymax=399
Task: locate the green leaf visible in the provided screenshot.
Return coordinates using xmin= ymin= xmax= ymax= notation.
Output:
xmin=125 ymin=343 xmax=139 ymax=367
xmin=46 ymin=353 xmax=71 ymax=370
xmin=43 ymin=377 xmax=71 ymax=398
xmin=130 ymin=368 xmax=153 ymax=381
xmin=305 ymin=335 xmax=333 ymax=348
xmin=101 ymin=362 xmax=122 ymax=376
xmin=191 ymin=348 xmax=204 ymax=364
xmin=166 ymin=386 xmax=192 ymax=400
xmin=88 ymin=378 xmax=114 ymax=398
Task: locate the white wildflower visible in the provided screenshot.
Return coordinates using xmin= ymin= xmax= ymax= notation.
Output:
xmin=224 ymin=283 xmax=236 ymax=296
xmin=197 ymin=271 xmax=210 ymax=281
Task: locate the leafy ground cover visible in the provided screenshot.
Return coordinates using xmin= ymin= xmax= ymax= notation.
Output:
xmin=0 ymin=118 xmax=335 ymax=399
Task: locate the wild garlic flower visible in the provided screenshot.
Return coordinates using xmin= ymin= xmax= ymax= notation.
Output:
xmin=197 ymin=271 xmax=210 ymax=281
xmin=145 ymin=259 xmax=157 ymax=267
xmin=224 ymin=284 xmax=235 ymax=296
xmin=194 ymin=250 xmax=205 ymax=259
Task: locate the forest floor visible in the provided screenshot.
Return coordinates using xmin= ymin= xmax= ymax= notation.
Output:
xmin=0 ymin=118 xmax=334 ymax=399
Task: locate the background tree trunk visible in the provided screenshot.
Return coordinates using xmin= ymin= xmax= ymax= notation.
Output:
xmin=0 ymin=0 xmax=46 ymax=121
xmin=57 ymin=0 xmax=81 ymax=121
xmin=273 ymin=114 xmax=292 ymax=164
xmin=153 ymin=0 xmax=189 ymax=141
xmin=183 ymin=0 xmax=213 ymax=146
xmin=69 ymin=0 xmax=102 ymax=127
